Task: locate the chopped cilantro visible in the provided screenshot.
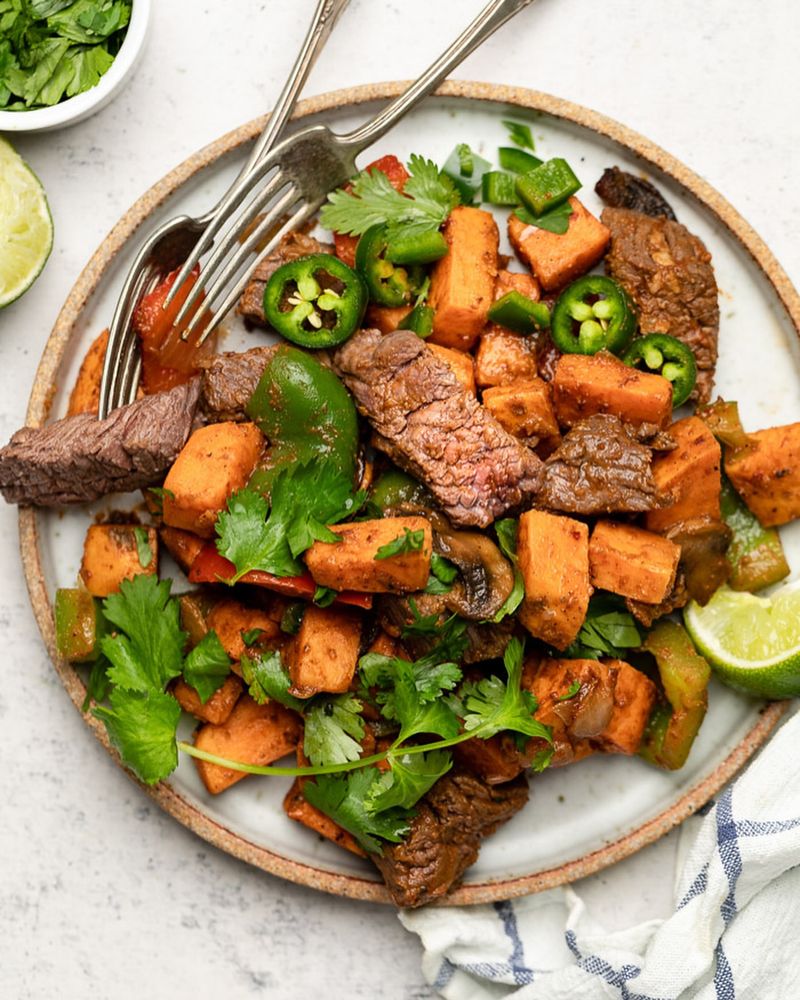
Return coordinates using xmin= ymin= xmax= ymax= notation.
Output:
xmin=374 ymin=527 xmax=425 ymax=561
xmin=146 ymin=486 xmax=174 ymax=513
xmin=565 ymin=594 xmax=641 ymax=660
xmin=313 ymin=585 xmax=338 ymax=607
xmin=82 ymin=655 xmax=110 ymax=712
xmin=240 ymin=650 xmax=304 ymax=712
xmin=502 ymin=119 xmax=536 ymax=150
xmin=280 ymin=602 xmax=305 ymax=635
xmin=182 ymin=631 xmax=231 ymax=704
xmin=365 ymin=749 xmax=452 ymax=813
xmin=303 ymin=693 xmax=365 ymax=767
xmin=514 ymin=201 xmax=573 ymax=235
xmin=94 ymin=688 xmax=180 ymax=786
xmin=491 ymin=519 xmax=524 ymax=623
xmin=133 ymin=527 xmax=153 ymax=569
xmin=240 ymin=627 xmax=265 ymax=647
xmin=556 ymin=679 xmax=581 ymax=702
xmin=430 ymin=553 xmax=458 ymax=584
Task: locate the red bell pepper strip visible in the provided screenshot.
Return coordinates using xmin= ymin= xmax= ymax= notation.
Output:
xmin=187 ymin=544 xmax=373 ymax=610
xmin=332 ymin=155 xmax=410 ymax=268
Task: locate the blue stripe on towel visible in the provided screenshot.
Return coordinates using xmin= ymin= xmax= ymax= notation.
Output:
xmin=494 ymin=901 xmax=536 ymax=984
xmin=565 ymin=930 xmax=672 ymax=1000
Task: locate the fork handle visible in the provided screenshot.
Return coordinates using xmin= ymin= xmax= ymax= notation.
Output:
xmin=341 ymin=0 xmax=537 ymax=151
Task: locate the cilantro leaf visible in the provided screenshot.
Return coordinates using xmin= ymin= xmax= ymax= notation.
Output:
xmin=313 ymin=585 xmax=338 ymax=607
xmin=460 ymin=637 xmax=551 ymax=742
xmin=240 ymin=650 xmax=305 ymax=712
xmin=502 ymin=119 xmax=536 ymax=150
xmin=374 ymin=527 xmax=425 ymax=560
xmin=320 ymin=154 xmax=458 ymax=239
xmin=183 ymin=631 xmax=231 ymax=704
xmin=303 ymin=693 xmax=365 ymax=767
xmin=214 ymin=487 xmax=299 ymax=582
xmin=514 ymin=201 xmax=573 ymax=235
xmin=430 ymin=553 xmax=458 ymax=585
xmin=366 ymin=750 xmax=452 ymax=813
xmin=565 ymin=594 xmax=641 ymax=660
xmin=81 ymin=655 xmax=110 ymax=712
xmin=359 ymin=653 xmax=461 ymax=742
xmin=303 ymin=768 xmax=411 ymax=854
xmin=280 ymin=603 xmax=305 ymax=635
xmin=94 ymin=688 xmax=180 ymax=785
xmin=556 ymin=679 xmax=581 ymax=702
xmin=133 ymin=526 xmax=153 ymax=569
xmin=101 ymin=576 xmax=185 ymax=693
xmin=241 ymin=627 xmax=265 ymax=646
xmin=491 ymin=519 xmax=524 ymax=623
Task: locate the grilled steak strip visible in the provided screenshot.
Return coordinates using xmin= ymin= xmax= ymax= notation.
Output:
xmin=0 ymin=378 xmax=201 ymax=506
xmin=237 ymin=231 xmax=333 ymax=328
xmin=595 ymin=166 xmax=677 ymax=220
xmin=602 ymin=207 xmax=720 ymax=403
xmin=371 ymin=769 xmax=529 ymax=908
xmin=539 ymin=413 xmax=662 ymax=514
xmin=333 ymin=329 xmax=544 ymax=528
xmin=199 ymin=345 xmax=276 ymax=421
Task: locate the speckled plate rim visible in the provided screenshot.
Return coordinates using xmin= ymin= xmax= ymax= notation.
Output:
xmin=18 ymin=81 xmax=794 ymax=906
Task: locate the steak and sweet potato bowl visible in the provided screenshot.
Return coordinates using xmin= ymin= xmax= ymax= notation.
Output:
xmin=3 ymin=129 xmax=799 ymax=908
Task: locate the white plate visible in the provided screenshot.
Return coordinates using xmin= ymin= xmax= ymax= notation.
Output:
xmin=20 ymin=83 xmax=798 ymax=904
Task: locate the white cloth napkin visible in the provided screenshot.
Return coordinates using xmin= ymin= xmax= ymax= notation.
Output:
xmin=400 ymin=710 xmax=800 ymax=1000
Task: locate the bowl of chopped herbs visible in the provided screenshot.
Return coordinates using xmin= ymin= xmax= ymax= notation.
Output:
xmin=0 ymin=0 xmax=150 ymax=132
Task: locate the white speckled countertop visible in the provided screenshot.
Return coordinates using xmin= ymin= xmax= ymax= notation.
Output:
xmin=1 ymin=2 xmax=798 ymax=997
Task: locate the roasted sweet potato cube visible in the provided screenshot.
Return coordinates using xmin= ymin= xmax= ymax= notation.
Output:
xmin=507 ymin=197 xmax=610 ymax=292
xmin=494 ymin=268 xmax=541 ymax=301
xmin=304 ymin=516 xmax=432 ymax=593
xmin=162 ymin=422 xmax=264 ymax=538
xmin=524 ymin=657 xmax=597 ymax=766
xmin=589 ymin=521 xmax=681 ymax=604
xmin=474 ymin=323 xmax=539 ymax=388
xmin=173 ymin=674 xmax=243 ymax=725
xmin=428 ymin=206 xmax=499 ymax=350
xmin=159 ymin=525 xmax=205 ymax=573
xmin=552 ymin=352 xmax=673 ymax=430
xmin=725 ymin=422 xmax=800 ymax=527
xmin=646 ymin=417 xmax=722 ymax=533
xmin=517 ymin=510 xmax=591 ymax=650
xmin=287 ymin=604 xmax=362 ymax=697
xmin=79 ymin=524 xmax=158 ymax=597
xmin=597 ymin=660 xmax=657 ymax=755
xmin=193 ymin=695 xmax=301 ymax=794
xmin=453 ymin=733 xmax=526 ymax=784
xmin=284 ymin=779 xmax=366 ymax=857
xmin=365 ymin=304 xmax=412 ymax=334
xmin=482 ymin=378 xmax=558 ymax=442
xmin=367 ymin=630 xmax=409 ymax=660
xmin=428 ymin=343 xmax=476 ymax=394
xmin=206 ymin=599 xmax=282 ymax=662
xmin=67 ymin=329 xmax=108 ymax=416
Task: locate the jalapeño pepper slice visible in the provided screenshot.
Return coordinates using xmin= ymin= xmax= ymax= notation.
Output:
xmin=263 ymin=253 xmax=366 ymax=348
xmin=355 ymin=224 xmax=425 ymax=307
xmin=623 ymin=333 xmax=697 ymax=406
xmin=551 ymin=275 xmax=636 ymax=356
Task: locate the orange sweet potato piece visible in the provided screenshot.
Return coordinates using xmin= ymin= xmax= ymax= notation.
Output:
xmin=67 ymin=329 xmax=109 ymax=416
xmin=589 ymin=521 xmax=681 ymax=604
xmin=494 ymin=269 xmax=541 ymax=301
xmin=552 ymin=352 xmax=673 ymax=430
xmin=163 ymin=422 xmax=264 ymax=538
xmin=159 ymin=525 xmax=205 ymax=573
xmin=474 ymin=323 xmax=539 ymax=388
xmin=428 ymin=206 xmax=499 ymax=350
xmin=365 ymin=304 xmax=412 ymax=334
xmin=725 ymin=422 xmax=800 ymax=527
xmin=646 ymin=417 xmax=722 ymax=533
xmin=80 ymin=524 xmax=157 ymax=597
xmin=517 ymin=510 xmax=591 ymax=650
xmin=482 ymin=378 xmax=558 ymax=443
xmin=193 ymin=695 xmax=301 ymax=794
xmin=172 ymin=674 xmax=243 ymax=725
xmin=304 ymin=516 xmax=432 ymax=593
xmin=283 ymin=779 xmax=366 ymax=857
xmin=206 ymin=599 xmax=282 ymax=662
xmin=507 ymin=197 xmax=610 ymax=292
xmin=286 ymin=604 xmax=362 ymax=698
xmin=427 ymin=343 xmax=476 ymax=394
xmin=598 ymin=660 xmax=658 ymax=755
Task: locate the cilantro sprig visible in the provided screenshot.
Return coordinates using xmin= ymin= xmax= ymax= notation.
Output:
xmin=374 ymin=527 xmax=425 ymax=561
xmin=320 ymin=154 xmax=459 ymax=241
xmin=565 ymin=593 xmax=641 ymax=660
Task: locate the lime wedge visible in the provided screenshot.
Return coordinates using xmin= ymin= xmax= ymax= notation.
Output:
xmin=684 ymin=582 xmax=800 ymax=698
xmin=0 ymin=137 xmax=54 ymax=309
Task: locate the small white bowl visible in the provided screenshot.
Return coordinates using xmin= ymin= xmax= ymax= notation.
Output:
xmin=0 ymin=0 xmax=151 ymax=134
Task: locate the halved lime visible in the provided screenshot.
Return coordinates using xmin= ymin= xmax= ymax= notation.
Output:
xmin=684 ymin=582 xmax=800 ymax=698
xmin=0 ymin=137 xmax=54 ymax=309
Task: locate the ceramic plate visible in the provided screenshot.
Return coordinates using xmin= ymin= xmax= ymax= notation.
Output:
xmin=19 ymin=82 xmax=800 ymax=905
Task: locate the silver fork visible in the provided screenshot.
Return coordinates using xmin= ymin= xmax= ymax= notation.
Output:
xmin=168 ymin=0 xmax=537 ymax=345
xmin=97 ymin=0 xmax=350 ymax=419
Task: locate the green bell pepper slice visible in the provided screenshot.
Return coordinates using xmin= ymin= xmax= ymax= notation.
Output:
xmin=355 ymin=225 xmax=425 ymax=307
xmin=370 ymin=469 xmax=433 ymax=512
xmin=639 ymin=620 xmax=710 ymax=771
xmin=721 ymin=477 xmax=790 ymax=592
xmin=245 ymin=345 xmax=359 ymax=497
xmin=55 ymin=589 xmax=107 ymax=663
xmin=515 ymin=157 xmax=581 ymax=216
xmin=263 ymin=253 xmax=366 ymax=349
xmin=488 ymin=291 xmax=550 ymax=334
xmin=551 ymin=275 xmax=636 ymax=355
xmin=623 ymin=333 xmax=697 ymax=406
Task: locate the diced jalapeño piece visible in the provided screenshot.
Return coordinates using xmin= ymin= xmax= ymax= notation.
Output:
xmin=55 ymin=589 xmax=106 ymax=663
xmin=481 ymin=170 xmax=519 ymax=206
xmin=516 ymin=158 xmax=581 ymax=216
xmin=498 ymin=147 xmax=542 ymax=174
xmin=488 ymin=291 xmax=550 ymax=333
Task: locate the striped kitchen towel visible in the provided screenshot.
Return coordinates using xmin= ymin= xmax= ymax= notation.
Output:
xmin=400 ymin=709 xmax=800 ymax=1000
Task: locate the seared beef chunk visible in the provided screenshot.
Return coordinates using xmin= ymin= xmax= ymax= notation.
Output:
xmin=333 ymin=329 xmax=544 ymax=528
xmin=602 ymin=207 xmax=719 ymax=403
xmin=0 ymin=379 xmax=200 ymax=506
xmin=372 ymin=769 xmax=528 ymax=907
xmin=237 ymin=231 xmax=333 ymax=327
xmin=595 ymin=166 xmax=677 ymax=220
xmin=539 ymin=413 xmax=662 ymax=514
xmin=199 ymin=345 xmax=276 ymax=420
